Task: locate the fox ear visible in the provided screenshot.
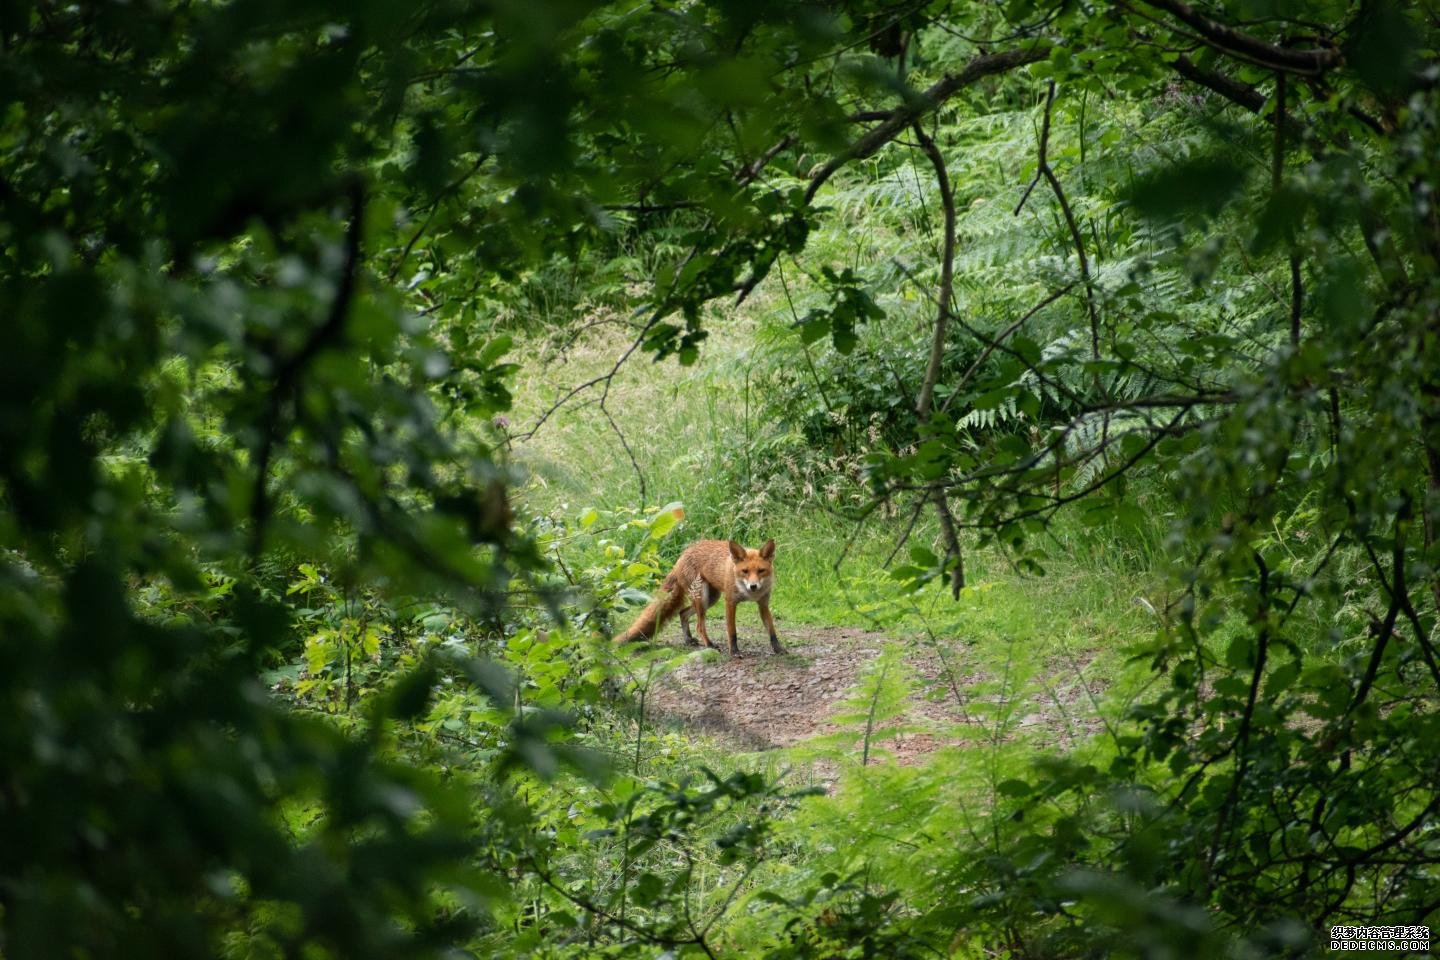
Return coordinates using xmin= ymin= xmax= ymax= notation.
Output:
xmin=727 ymin=540 xmax=747 ymax=562
xmin=759 ymin=539 xmax=776 ymax=560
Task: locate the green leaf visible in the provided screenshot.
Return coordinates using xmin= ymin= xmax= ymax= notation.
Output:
xmin=1125 ymin=155 xmax=1249 ymax=222
xmin=996 ymin=778 xmax=1033 ymax=798
xmin=1224 ymin=635 xmax=1254 ymax=670
xmin=648 ymin=502 xmax=685 ymax=539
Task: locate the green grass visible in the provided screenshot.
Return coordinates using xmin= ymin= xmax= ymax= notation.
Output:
xmin=507 ymin=293 xmax=1169 ymax=741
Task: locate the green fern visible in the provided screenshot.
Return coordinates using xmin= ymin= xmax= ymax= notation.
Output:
xmin=798 ymin=644 xmax=919 ymax=767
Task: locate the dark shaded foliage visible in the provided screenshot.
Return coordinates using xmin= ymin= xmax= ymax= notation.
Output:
xmin=3 ymin=0 xmax=1439 ymax=956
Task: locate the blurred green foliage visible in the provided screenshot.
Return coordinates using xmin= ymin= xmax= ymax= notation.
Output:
xmin=2 ymin=0 xmax=1439 ymax=957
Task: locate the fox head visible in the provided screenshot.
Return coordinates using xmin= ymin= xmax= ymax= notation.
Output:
xmin=727 ymin=539 xmax=776 ymax=596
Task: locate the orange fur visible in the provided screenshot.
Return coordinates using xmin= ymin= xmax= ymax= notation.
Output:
xmin=614 ymin=539 xmax=783 ymax=656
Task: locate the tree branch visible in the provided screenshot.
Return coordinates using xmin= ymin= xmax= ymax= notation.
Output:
xmin=804 ymin=45 xmax=1050 ymax=204
xmin=738 ymin=134 xmax=796 ymax=185
xmin=1171 ymin=54 xmax=1267 ymax=111
xmin=249 ymin=180 xmax=365 ymax=561
xmin=1135 ymin=0 xmax=1341 ymax=75
xmin=911 ymin=117 xmax=965 ymax=598
xmin=1349 ymin=500 xmax=1411 ymax=718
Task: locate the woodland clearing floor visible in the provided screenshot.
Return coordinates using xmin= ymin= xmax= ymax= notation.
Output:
xmin=642 ymin=623 xmax=1110 ymax=770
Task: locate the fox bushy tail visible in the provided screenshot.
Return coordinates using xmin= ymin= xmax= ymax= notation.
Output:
xmin=614 ymin=578 xmax=687 ymax=643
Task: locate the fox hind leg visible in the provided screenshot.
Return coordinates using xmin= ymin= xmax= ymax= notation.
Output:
xmin=681 ymin=573 xmax=716 ymax=649
xmin=693 ymin=601 xmax=717 ymax=649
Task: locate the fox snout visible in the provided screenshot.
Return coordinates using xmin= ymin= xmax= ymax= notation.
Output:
xmin=737 ymin=572 xmax=769 ymax=595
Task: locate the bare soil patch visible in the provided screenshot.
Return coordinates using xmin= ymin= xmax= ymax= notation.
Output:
xmin=642 ymin=622 xmax=1107 ymax=765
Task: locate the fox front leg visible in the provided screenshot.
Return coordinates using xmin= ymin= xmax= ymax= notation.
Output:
xmin=725 ymin=596 xmax=741 ymax=657
xmin=758 ymin=599 xmax=784 ymax=654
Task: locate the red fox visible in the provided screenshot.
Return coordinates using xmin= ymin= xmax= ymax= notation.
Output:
xmin=615 ymin=539 xmax=783 ymax=656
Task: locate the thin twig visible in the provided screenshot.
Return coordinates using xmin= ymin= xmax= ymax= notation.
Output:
xmin=1204 ymin=549 xmax=1273 ymax=889
xmin=600 ymin=401 xmax=647 ymax=503
xmin=938 ymin=282 xmax=1077 ymax=416
xmin=883 ymin=497 xmax=929 ymax=567
xmin=386 ymin=152 xmax=490 ymax=283
xmin=1017 ymin=82 xmax=1101 ymax=364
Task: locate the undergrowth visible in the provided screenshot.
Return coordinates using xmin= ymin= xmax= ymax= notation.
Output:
xmin=499 ymin=270 xmax=1173 ymax=919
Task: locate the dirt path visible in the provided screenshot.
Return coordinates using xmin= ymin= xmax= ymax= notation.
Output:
xmin=643 ymin=623 xmax=1107 ymax=766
